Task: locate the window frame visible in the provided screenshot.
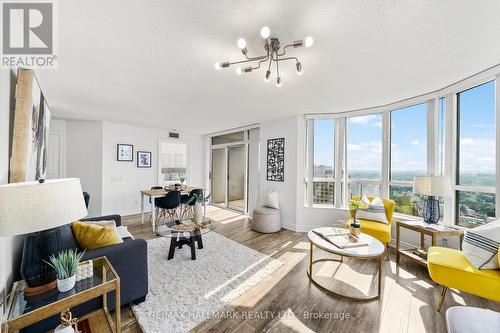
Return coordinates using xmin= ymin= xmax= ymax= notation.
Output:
xmin=304 ymin=72 xmax=500 ymax=228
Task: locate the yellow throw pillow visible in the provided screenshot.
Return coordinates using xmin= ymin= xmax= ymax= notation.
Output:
xmin=71 ymin=221 xmax=123 ymax=250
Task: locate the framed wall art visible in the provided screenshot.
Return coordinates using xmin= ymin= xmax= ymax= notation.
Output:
xmin=117 ymin=144 xmax=133 ymax=161
xmin=137 ymin=151 xmax=152 ymax=168
xmin=266 ymin=137 xmax=285 ymax=182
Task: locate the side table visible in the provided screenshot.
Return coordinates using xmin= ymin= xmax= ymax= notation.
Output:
xmin=396 ymin=220 xmax=464 ymax=266
xmin=2 ymin=256 xmax=120 ymax=333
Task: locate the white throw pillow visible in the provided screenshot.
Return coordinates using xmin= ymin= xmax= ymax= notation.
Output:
xmin=356 ymin=196 xmax=389 ymax=224
xmin=263 ymin=190 xmax=280 ymax=209
xmin=462 ymin=219 xmax=500 ymax=269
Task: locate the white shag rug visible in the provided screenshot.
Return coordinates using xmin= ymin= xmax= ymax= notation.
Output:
xmin=132 ymin=232 xmax=283 ymax=333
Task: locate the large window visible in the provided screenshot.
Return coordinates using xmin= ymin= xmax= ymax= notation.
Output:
xmin=346 ymin=114 xmax=383 ymax=197
xmin=389 ymin=103 xmax=427 ymax=215
xmin=456 ymin=81 xmax=496 ymax=227
xmin=313 ymin=120 xmax=335 ymax=204
xmin=305 ymin=75 xmax=498 ymax=227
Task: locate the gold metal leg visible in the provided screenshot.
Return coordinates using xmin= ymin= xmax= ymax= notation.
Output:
xmin=378 ymin=255 xmax=383 ymax=297
xmin=437 ymin=286 xmax=448 ymax=312
xmin=115 ymin=278 xmax=121 ymax=333
xmin=308 ymin=241 xmax=313 ymax=276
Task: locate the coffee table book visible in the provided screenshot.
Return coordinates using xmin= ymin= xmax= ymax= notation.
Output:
xmin=312 ymin=229 xmax=368 ymax=249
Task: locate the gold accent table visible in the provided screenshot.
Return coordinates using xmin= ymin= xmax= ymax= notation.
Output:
xmin=2 ymin=256 xmax=120 ymax=333
xmin=307 ymin=228 xmax=385 ymax=302
xmin=396 ymin=219 xmax=464 ymax=266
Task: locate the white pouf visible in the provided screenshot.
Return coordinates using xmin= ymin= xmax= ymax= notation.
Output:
xmin=252 ymin=207 xmax=281 ymax=233
xmin=446 ymin=306 xmax=500 ymax=333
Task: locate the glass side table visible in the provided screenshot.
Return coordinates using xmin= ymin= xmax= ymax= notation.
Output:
xmin=156 ymin=218 xmax=216 ymax=260
xmin=2 ymin=256 xmax=120 ymax=333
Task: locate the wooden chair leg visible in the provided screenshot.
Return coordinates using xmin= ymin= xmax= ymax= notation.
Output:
xmin=437 ymin=286 xmax=448 ymax=312
xmin=385 ymin=243 xmax=390 ymax=261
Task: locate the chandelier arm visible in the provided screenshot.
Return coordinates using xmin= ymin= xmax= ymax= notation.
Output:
xmin=277 ymin=44 xmax=294 ymax=57
xmin=276 ymin=53 xmax=280 ymax=78
xmin=250 ymin=57 xmax=270 ymax=70
xmin=275 ymin=56 xmax=300 ymax=64
xmin=226 ymin=57 xmax=266 ymax=67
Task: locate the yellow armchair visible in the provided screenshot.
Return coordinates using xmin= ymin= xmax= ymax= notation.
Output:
xmin=352 ymin=196 xmax=395 ymax=256
xmin=427 ymin=246 xmax=500 ymax=311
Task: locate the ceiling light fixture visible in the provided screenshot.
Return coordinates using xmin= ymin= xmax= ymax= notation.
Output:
xmin=215 ymin=26 xmax=313 ymax=87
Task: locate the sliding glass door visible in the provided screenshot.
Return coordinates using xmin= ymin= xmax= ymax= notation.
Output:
xmin=210 ymin=132 xmax=248 ymax=213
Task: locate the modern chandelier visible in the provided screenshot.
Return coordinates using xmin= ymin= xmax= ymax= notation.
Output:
xmin=214 ymin=26 xmax=314 ymax=87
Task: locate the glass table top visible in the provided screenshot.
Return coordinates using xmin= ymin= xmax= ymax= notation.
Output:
xmin=156 ymin=218 xmax=216 ymax=238
xmin=7 ymin=257 xmax=116 ymax=320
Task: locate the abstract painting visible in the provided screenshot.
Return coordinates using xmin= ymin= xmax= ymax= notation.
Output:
xmin=267 ymin=138 xmax=285 ymax=181
xmin=117 ymin=144 xmax=133 ymax=161
xmin=137 ymin=151 xmax=152 ymax=168
xmin=10 ymin=69 xmax=51 ymax=182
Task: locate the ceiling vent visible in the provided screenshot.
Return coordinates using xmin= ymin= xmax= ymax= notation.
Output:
xmin=169 ymin=132 xmax=179 ymax=139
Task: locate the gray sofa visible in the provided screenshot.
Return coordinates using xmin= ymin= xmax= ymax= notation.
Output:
xmin=23 ymin=214 xmax=148 ymax=333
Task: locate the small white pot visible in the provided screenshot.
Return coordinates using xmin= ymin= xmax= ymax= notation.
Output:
xmin=57 ymin=275 xmax=76 ymax=292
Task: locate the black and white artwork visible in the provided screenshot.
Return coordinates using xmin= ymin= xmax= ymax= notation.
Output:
xmin=137 ymin=151 xmax=152 ymax=168
xmin=267 ymin=138 xmax=285 ymax=181
xmin=117 ymin=144 xmax=133 ymax=161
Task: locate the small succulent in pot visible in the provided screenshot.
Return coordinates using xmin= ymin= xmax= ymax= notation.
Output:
xmin=46 ymin=249 xmax=85 ymax=292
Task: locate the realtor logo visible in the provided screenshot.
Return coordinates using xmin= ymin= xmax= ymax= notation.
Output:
xmin=1 ymin=1 xmax=57 ymax=68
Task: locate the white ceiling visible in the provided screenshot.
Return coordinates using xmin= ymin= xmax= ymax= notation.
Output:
xmin=37 ymin=0 xmax=500 ymax=135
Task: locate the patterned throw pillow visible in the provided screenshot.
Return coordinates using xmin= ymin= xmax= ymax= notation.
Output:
xmin=462 ymin=219 xmax=500 ymax=270
xmin=356 ymin=195 xmax=389 ymax=224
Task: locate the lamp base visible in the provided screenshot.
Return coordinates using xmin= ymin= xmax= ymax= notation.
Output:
xmin=422 ymin=196 xmax=440 ymax=224
xmin=24 ymin=279 xmax=57 ymax=297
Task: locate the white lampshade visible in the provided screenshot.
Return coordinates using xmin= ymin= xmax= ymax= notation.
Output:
xmin=413 ymin=176 xmax=451 ymax=197
xmin=0 ymin=178 xmax=88 ymax=236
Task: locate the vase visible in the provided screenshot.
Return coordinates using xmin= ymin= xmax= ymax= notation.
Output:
xmin=54 ymin=324 xmax=74 ymax=333
xmin=57 ymin=275 xmax=76 ymax=292
xmin=193 ymin=201 xmax=203 ymax=225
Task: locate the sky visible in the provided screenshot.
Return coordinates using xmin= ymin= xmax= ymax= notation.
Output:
xmin=314 ymin=80 xmax=496 ymax=178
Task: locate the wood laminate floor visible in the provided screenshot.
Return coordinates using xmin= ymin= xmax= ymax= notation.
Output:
xmin=118 ymin=206 xmax=500 ymax=333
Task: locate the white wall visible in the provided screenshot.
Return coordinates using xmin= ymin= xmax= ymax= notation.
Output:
xmin=101 ymin=122 xmax=204 ymax=216
xmin=259 ymin=116 xmax=300 ymax=230
xmin=65 ymin=121 xmax=103 ymax=216
xmin=0 ymin=69 xmax=23 ymax=314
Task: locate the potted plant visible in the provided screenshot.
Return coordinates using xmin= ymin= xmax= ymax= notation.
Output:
xmin=348 ymin=199 xmax=368 ymax=237
xmin=46 ymin=249 xmax=85 ymax=292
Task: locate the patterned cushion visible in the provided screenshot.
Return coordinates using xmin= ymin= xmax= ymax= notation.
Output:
xmin=462 ymin=219 xmax=500 ymax=269
xmin=356 ymin=195 xmax=389 ymax=224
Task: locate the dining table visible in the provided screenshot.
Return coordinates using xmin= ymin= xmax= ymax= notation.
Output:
xmin=140 ymin=186 xmax=202 ymax=232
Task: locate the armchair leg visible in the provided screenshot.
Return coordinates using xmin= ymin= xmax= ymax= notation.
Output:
xmin=385 ymin=243 xmax=390 ymax=261
xmin=437 ymin=286 xmax=448 ymax=312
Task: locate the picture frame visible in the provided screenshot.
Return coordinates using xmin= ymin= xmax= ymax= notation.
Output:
xmin=266 ymin=137 xmax=285 ymax=181
xmin=117 ymin=144 xmax=133 ymax=161
xmin=137 ymin=151 xmax=152 ymax=168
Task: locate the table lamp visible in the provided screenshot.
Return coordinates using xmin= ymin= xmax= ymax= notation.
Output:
xmin=413 ymin=176 xmax=450 ymax=224
xmin=0 ymin=178 xmax=87 ymax=295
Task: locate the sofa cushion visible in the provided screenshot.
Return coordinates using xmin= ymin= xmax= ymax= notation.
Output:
xmin=462 ymin=219 xmax=500 ymax=269
xmin=71 ymin=221 xmax=123 ymax=250
xmin=83 ymin=219 xmax=123 ymax=241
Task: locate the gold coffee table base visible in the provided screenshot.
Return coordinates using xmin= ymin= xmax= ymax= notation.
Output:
xmin=307 ymin=242 xmax=383 ymax=302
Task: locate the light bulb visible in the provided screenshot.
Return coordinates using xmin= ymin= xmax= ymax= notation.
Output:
xmin=260 ymin=26 xmax=270 ymax=39
xmin=214 ymin=62 xmax=221 ymax=70
xmin=236 ymin=67 xmax=242 ymax=75
xmin=237 ymin=38 xmax=247 ymax=49
xmin=296 ymin=62 xmax=303 ymax=75
xmin=305 ymin=36 xmax=314 ymax=48
xmin=265 ymin=70 xmax=271 ymax=82
xmin=276 ymin=77 xmax=282 ymax=87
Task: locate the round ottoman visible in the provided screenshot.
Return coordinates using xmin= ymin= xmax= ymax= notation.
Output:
xmin=252 ymin=207 xmax=281 ymax=233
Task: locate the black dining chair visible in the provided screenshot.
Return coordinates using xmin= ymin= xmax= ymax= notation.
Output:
xmin=180 ymin=189 xmax=204 ymax=219
xmin=148 ymin=186 xmax=164 ymax=223
xmin=156 ymin=190 xmax=181 ymax=227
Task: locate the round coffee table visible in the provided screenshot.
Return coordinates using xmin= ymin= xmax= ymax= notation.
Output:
xmin=157 ymin=218 xmax=216 ymax=260
xmin=307 ymin=227 xmax=385 ymax=301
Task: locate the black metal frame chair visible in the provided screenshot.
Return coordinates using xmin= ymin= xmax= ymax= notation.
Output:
xmin=156 ymin=190 xmax=181 ymax=227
